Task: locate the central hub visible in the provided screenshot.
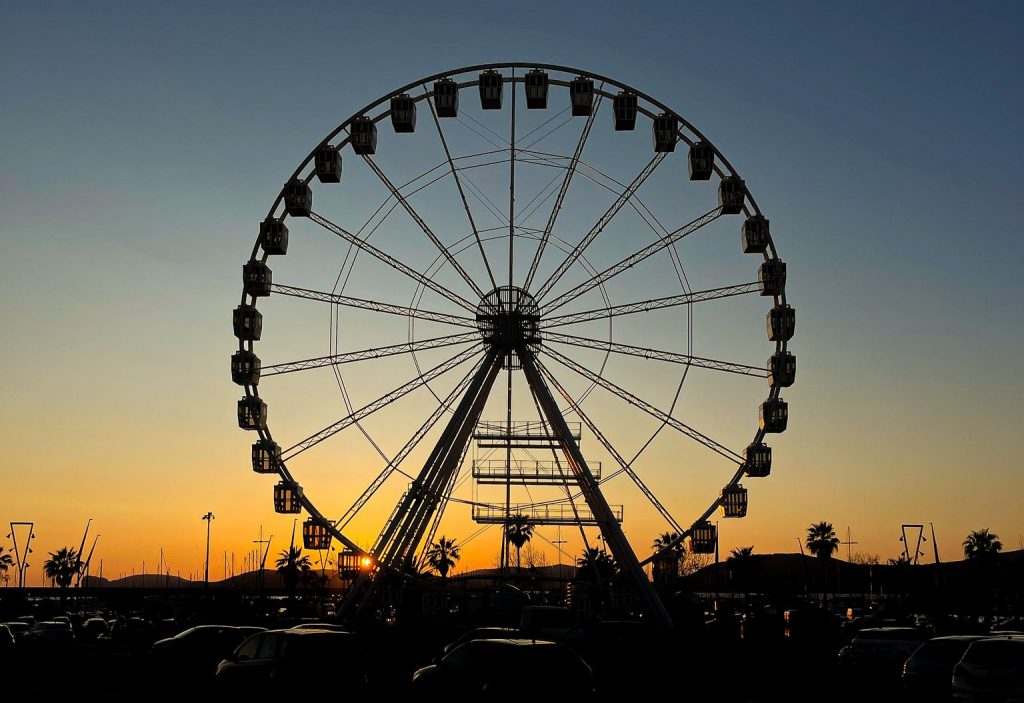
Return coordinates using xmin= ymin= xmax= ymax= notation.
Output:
xmin=475 ymin=286 xmax=542 ymax=362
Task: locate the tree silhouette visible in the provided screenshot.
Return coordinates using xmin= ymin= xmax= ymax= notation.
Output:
xmin=728 ymin=546 xmax=757 ymax=600
xmin=0 ymin=546 xmax=14 ymax=586
xmin=651 ymin=532 xmax=684 ymax=583
xmin=806 ymin=523 xmax=839 ymax=559
xmin=43 ymin=547 xmax=83 ymax=600
xmin=424 ymin=536 xmax=460 ymax=578
xmin=576 ymin=547 xmax=617 ymax=582
xmin=504 ymin=514 xmax=534 ymax=577
xmin=275 ymin=545 xmax=312 ymax=598
xmin=963 ymin=528 xmax=1002 ymax=561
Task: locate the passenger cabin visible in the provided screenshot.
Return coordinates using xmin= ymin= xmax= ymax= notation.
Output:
xmin=613 ymin=91 xmax=638 ymax=130
xmin=688 ymin=141 xmax=714 ymax=180
xmin=260 ymin=218 xmax=289 ymax=256
xmin=721 ymin=484 xmax=748 ymax=518
xmin=759 ymin=259 xmax=786 ymax=297
xmin=350 ymin=117 xmax=377 ymax=155
xmin=283 ymin=179 xmax=312 ymax=217
xmin=231 ymin=350 xmax=261 ymax=386
xmin=302 ymin=519 xmax=331 ymax=550
xmin=742 ymin=216 xmax=769 ymax=254
xmin=237 ymin=396 xmax=267 ymax=431
xmin=768 ymin=351 xmax=796 ymax=388
xmin=273 ymin=481 xmax=303 ymax=514
xmin=243 ymin=260 xmax=272 ymax=298
xmin=653 ymin=113 xmax=678 ymax=152
xmin=569 ymin=76 xmax=594 ymax=116
xmin=691 ymin=522 xmax=717 ymax=554
xmin=233 ymin=304 xmax=263 ymax=341
xmin=314 ymin=147 xmax=342 ymax=183
xmin=719 ymin=176 xmax=746 ymax=214
xmin=433 ymin=78 xmax=459 ymax=117
xmin=524 ymin=69 xmax=548 ymax=109
xmin=479 ymin=69 xmax=503 ymax=109
xmin=251 ymin=439 xmax=281 ymax=474
xmin=767 ymin=304 xmax=796 ymax=342
xmin=390 ymin=94 xmax=416 ymax=133
xmin=744 ymin=442 xmax=772 ymax=478
xmin=760 ymin=397 xmax=788 ymax=433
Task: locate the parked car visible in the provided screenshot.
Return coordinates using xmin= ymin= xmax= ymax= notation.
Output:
xmin=902 ymin=635 xmax=987 ymax=700
xmin=443 ymin=627 xmax=520 ymax=655
xmin=289 ymin=623 xmax=349 ymax=633
xmin=216 ymin=629 xmax=365 ymax=695
xmin=152 ymin=625 xmax=260 ymax=679
xmin=839 ymin=627 xmax=929 ymax=678
xmin=0 ymin=625 xmax=16 ymax=655
xmin=2 ymin=621 xmax=30 ymax=641
xmin=23 ymin=621 xmax=75 ymax=651
xmin=952 ymin=636 xmax=1024 ymax=702
xmin=412 ymin=638 xmax=596 ymax=699
xmin=80 ymin=617 xmax=109 ymax=641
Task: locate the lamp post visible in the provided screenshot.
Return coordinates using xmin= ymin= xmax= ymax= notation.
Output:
xmin=202 ymin=512 xmax=215 ymax=589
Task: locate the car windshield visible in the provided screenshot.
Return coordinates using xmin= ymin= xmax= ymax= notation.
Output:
xmin=915 ymin=639 xmax=974 ymax=663
xmin=962 ymin=640 xmax=1024 ymax=667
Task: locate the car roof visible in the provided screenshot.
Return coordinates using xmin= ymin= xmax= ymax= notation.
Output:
xmin=472 ymin=638 xmax=561 ymax=647
xmin=928 ymin=635 xmax=989 ymax=641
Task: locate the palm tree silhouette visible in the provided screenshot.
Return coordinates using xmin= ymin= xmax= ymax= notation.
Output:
xmin=504 ymin=514 xmax=534 ymax=578
xmin=728 ymin=546 xmax=757 ymax=600
xmin=43 ymin=547 xmax=83 ymax=601
xmin=275 ymin=545 xmax=312 ymax=598
xmin=806 ymin=522 xmax=839 ymax=600
xmin=576 ymin=547 xmax=617 ymax=581
xmin=424 ymin=536 xmax=460 ymax=578
xmin=651 ymin=532 xmax=684 ymax=583
xmin=963 ymin=528 xmax=1003 ymax=561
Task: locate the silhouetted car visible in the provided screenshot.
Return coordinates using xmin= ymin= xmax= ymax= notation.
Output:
xmin=412 ymin=639 xmax=596 ymax=700
xmin=443 ymin=627 xmax=520 ymax=654
xmin=289 ymin=623 xmax=348 ymax=632
xmin=952 ymin=636 xmax=1024 ymax=702
xmin=0 ymin=625 xmax=16 ymax=656
xmin=23 ymin=621 xmax=75 ymax=651
xmin=2 ymin=621 xmax=29 ymax=641
xmin=216 ymin=629 xmax=365 ymax=695
xmin=902 ymin=635 xmax=987 ymax=700
xmin=839 ymin=627 xmax=928 ymax=678
xmin=152 ymin=625 xmax=260 ymax=678
xmin=80 ymin=617 xmax=108 ymax=641
xmin=98 ymin=616 xmax=153 ymax=651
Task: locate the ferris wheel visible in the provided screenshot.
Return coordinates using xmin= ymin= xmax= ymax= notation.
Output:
xmin=231 ymin=63 xmax=794 ymax=626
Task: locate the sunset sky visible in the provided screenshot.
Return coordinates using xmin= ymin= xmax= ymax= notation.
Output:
xmin=2 ymin=2 xmax=1022 ymax=585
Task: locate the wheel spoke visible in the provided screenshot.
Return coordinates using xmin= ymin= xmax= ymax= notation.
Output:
xmin=263 ymin=333 xmax=480 ymax=377
xmin=308 ymin=211 xmax=477 ymax=312
xmin=541 ymin=282 xmax=761 ymax=329
xmin=533 ymin=153 xmax=667 ymax=302
xmin=542 ymin=347 xmax=744 ymax=464
xmin=541 ymin=206 xmax=723 ymax=314
xmin=545 ymin=332 xmax=766 ymax=378
xmin=271 ymin=283 xmax=478 ymax=328
xmin=282 ymin=346 xmax=482 ymax=460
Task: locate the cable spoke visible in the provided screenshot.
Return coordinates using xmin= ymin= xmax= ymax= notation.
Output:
xmin=541 ymin=207 xmax=723 ymax=314
xmin=271 ymin=283 xmax=478 ymax=328
xmin=542 ymin=282 xmax=761 ymax=329
xmin=263 ymin=333 xmax=480 ymax=377
xmin=544 ymin=332 xmax=766 ymax=378
xmin=282 ymin=346 xmax=482 ymax=460
xmin=543 ymin=347 xmax=744 ymax=464
xmin=309 ymin=211 xmax=477 ymax=313
xmin=533 ymin=153 xmax=666 ymax=302
xmin=523 ymin=93 xmax=603 ymax=292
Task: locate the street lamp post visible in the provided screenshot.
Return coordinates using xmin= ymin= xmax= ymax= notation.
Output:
xmin=202 ymin=512 xmax=215 ymax=589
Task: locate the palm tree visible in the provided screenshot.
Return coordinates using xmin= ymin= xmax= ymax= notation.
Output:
xmin=0 ymin=546 xmax=14 ymax=587
xmin=651 ymin=532 xmax=684 ymax=583
xmin=806 ymin=523 xmax=839 ymax=559
xmin=43 ymin=547 xmax=83 ymax=600
xmin=963 ymin=528 xmax=1003 ymax=561
xmin=424 ymin=536 xmax=460 ymax=578
xmin=575 ymin=547 xmax=617 ymax=582
xmin=504 ymin=514 xmax=534 ymax=576
xmin=275 ymin=545 xmax=312 ymax=597
xmin=728 ymin=546 xmax=757 ymax=599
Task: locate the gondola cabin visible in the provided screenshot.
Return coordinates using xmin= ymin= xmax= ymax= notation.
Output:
xmin=758 ymin=259 xmax=786 ymax=297
xmin=744 ymin=442 xmax=772 ymax=478
xmin=767 ymin=304 xmax=795 ymax=342
xmin=302 ymin=519 xmax=331 ymax=550
xmin=314 ymin=146 xmax=342 ymax=183
xmin=433 ymin=78 xmax=459 ymax=117
xmin=273 ymin=481 xmax=303 ymax=514
xmin=233 ymin=304 xmax=263 ymax=341
xmin=260 ymin=218 xmax=289 ymax=256
xmin=237 ymin=396 xmax=267 ymax=431
xmin=243 ymin=261 xmax=272 ymax=298
xmin=613 ymin=91 xmax=638 ymax=130
xmin=283 ymin=179 xmax=312 ymax=217
xmin=390 ymin=94 xmax=416 ymax=133
xmin=760 ymin=397 xmax=788 ymax=433
xmin=569 ymin=76 xmax=594 ymax=116
xmin=653 ymin=113 xmax=678 ymax=152
xmin=719 ymin=176 xmax=746 ymax=214
xmin=768 ymin=351 xmax=796 ymax=388
xmin=691 ymin=522 xmax=717 ymax=554
xmin=251 ymin=439 xmax=281 ymax=474
xmin=742 ymin=216 xmax=769 ymax=254
xmin=479 ymin=69 xmax=503 ymax=109
xmin=688 ymin=141 xmax=714 ymax=180
xmin=231 ymin=350 xmax=261 ymax=386
xmin=524 ymin=69 xmax=548 ymax=109
xmin=721 ymin=484 xmax=748 ymax=518
xmin=350 ymin=117 xmax=377 ymax=155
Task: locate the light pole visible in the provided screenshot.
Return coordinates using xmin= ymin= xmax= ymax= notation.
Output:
xmin=202 ymin=512 xmax=215 ymax=589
